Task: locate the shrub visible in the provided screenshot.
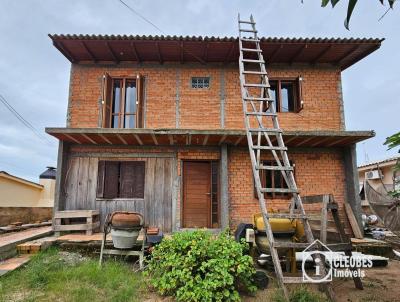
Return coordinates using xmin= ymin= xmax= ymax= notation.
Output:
xmin=145 ymin=230 xmax=257 ymax=302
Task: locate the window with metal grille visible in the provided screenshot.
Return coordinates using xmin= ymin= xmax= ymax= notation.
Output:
xmin=191 ymin=77 xmax=210 ymax=88
xmin=96 ymin=161 xmax=145 ymax=199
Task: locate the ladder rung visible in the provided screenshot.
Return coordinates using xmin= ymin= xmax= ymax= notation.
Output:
xmin=241 ymin=48 xmax=262 ymax=53
xmin=246 ymin=112 xmax=277 ymax=116
xmin=244 ymin=83 xmax=270 ymax=88
xmin=256 ymin=164 xmax=292 ymax=170
xmin=282 ymin=277 xmax=304 ymax=284
xmin=252 ymin=146 xmax=288 ymax=151
xmin=241 ymin=38 xmax=260 ymax=42
xmin=272 ymin=242 xmax=310 ymax=249
xmin=260 ymin=188 xmax=298 ymax=194
xmin=244 ymin=97 xmax=274 ymax=102
xmin=248 ymin=128 xmax=282 ymax=133
xmin=239 ymin=20 xmax=255 ymax=25
xmin=240 ymin=29 xmax=257 ymax=33
xmin=242 ymin=71 xmax=268 ymax=75
xmin=268 ymin=213 xmax=307 ymax=219
xmin=242 ymin=59 xmax=265 ymax=63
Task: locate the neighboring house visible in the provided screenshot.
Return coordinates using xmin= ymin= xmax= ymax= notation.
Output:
xmin=358 ymin=156 xmax=400 ymax=204
xmin=0 ymin=167 xmax=56 ymax=225
xmin=46 ymin=35 xmax=382 ymax=233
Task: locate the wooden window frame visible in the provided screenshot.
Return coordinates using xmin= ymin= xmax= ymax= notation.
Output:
xmin=268 ymin=77 xmax=303 ymax=113
xmin=254 ymin=160 xmax=295 ymax=199
xmin=102 ymin=74 xmax=144 ymax=128
xmin=96 ymin=160 xmax=145 ymax=200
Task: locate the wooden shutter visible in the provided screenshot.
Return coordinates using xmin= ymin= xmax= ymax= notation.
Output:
xmin=102 ymin=73 xmax=113 ymax=128
xmin=296 ymin=76 xmax=303 ymax=113
xmin=104 ymin=161 xmax=119 ymax=199
xmin=97 ymin=161 xmax=106 ymax=198
xmin=120 ymin=161 xmax=145 ymax=198
xmin=136 ymin=75 xmax=145 ymax=128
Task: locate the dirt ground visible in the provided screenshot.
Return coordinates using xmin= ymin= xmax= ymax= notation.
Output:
xmin=244 ymin=260 xmax=400 ymax=302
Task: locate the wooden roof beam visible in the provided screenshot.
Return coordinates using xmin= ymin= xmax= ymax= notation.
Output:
xmin=156 ymin=42 xmax=163 ymax=64
xmin=64 ymin=134 xmax=81 ymax=144
xmin=268 ymin=44 xmax=283 ymax=62
xmin=105 ymin=42 xmax=119 ymax=63
xmin=224 ymin=42 xmax=235 ymax=64
xmin=81 ymin=41 xmax=97 ymax=62
xmin=180 ymin=42 xmax=184 ymax=64
xmin=219 ymin=134 xmax=227 ymax=145
xmin=234 ymin=136 xmax=244 ymax=146
xmin=294 ymin=136 xmax=315 ymax=147
xmin=168 ymin=134 xmax=174 ymax=145
xmin=81 ymin=134 xmax=97 ymax=144
xmin=130 ymin=42 xmax=141 ymax=63
xmin=133 ymin=134 xmax=143 ymax=145
xmin=326 ymin=137 xmax=352 ymax=147
xmin=202 ymin=134 xmax=209 ymax=146
xmin=312 ymin=44 xmax=332 ymax=64
xmin=54 ymin=41 xmax=76 ymax=63
xmin=335 ymin=45 xmax=362 ymax=66
xmin=203 ymin=42 xmax=209 ymax=61
xmin=186 ymin=134 xmax=192 ymax=145
xmin=116 ymin=134 xmax=128 ymax=145
xmin=289 ymin=44 xmax=308 ymax=64
xmin=99 ymin=134 xmax=112 ymax=144
xmin=151 ymin=133 xmax=159 ymax=145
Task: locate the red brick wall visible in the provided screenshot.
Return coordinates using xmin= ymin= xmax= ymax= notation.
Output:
xmin=228 ymin=148 xmax=351 ymax=233
xmin=68 ymin=64 xmax=343 ymax=131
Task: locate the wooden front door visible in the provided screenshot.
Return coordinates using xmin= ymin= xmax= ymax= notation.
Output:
xmin=183 ymin=161 xmax=211 ymax=228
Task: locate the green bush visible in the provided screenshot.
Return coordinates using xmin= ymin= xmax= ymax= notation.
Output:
xmin=145 ymin=230 xmax=257 ymax=302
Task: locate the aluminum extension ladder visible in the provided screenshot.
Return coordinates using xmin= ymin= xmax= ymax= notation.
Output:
xmin=237 ymin=14 xmax=334 ymax=301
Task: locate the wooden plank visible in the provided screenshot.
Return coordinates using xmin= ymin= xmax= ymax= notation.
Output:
xmin=154 ymin=158 xmax=165 ymax=230
xmin=55 ymin=210 xmax=99 ymax=219
xmin=344 ymin=203 xmax=363 ymax=239
xmin=76 ymin=157 xmax=90 ymax=210
xmin=65 ymin=157 xmax=80 ymax=210
xmin=163 ymin=158 xmax=173 ymax=232
xmin=144 ymin=158 xmax=156 ymax=228
xmin=54 ymin=221 xmax=100 ymax=231
xmin=320 ymin=195 xmax=329 ymax=244
xmin=86 ymin=158 xmax=99 ymax=210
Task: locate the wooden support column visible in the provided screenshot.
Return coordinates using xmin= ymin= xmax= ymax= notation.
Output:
xmin=220 ymin=69 xmax=225 ymax=128
xmin=175 ymin=69 xmax=181 ymax=128
xmin=343 ymin=144 xmax=364 ymax=236
xmin=220 ymin=144 xmax=229 ymax=229
xmin=53 ymin=141 xmax=70 ymax=230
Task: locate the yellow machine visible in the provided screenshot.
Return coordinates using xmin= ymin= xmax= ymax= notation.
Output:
xmin=246 ymin=213 xmax=305 ymax=272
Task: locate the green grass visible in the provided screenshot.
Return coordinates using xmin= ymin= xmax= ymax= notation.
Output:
xmin=271 ymin=286 xmax=329 ymax=302
xmin=0 ymin=248 xmax=142 ymax=302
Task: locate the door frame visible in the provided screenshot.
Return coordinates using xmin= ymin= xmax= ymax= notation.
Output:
xmin=181 ymin=160 xmax=219 ymax=228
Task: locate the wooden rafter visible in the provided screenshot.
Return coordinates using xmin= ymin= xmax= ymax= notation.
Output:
xmin=116 ymin=134 xmax=128 ymax=145
xmin=312 ymin=44 xmax=332 ymax=64
xmin=294 ymin=137 xmax=315 ymax=147
xmin=81 ymin=134 xmax=97 ymax=144
xmin=54 ymin=41 xmax=76 ymax=63
xmin=180 ymin=41 xmax=184 ymax=64
xmin=151 ymin=133 xmax=158 ymax=145
xmin=133 ymin=134 xmax=143 ymax=145
xmin=219 ymin=134 xmax=227 ymax=145
xmin=269 ymin=44 xmax=283 ymax=62
xmin=335 ymin=45 xmax=362 ymax=65
xmin=105 ymin=42 xmax=118 ymax=63
xmin=289 ymin=44 xmax=308 ymax=64
xmin=64 ymin=134 xmax=81 ymax=144
xmin=99 ymin=134 xmax=112 ymax=144
xmin=81 ymin=41 xmax=96 ymax=62
xmin=202 ymin=134 xmax=209 ymax=146
xmin=130 ymin=42 xmax=141 ymax=63
xmin=156 ymin=42 xmax=163 ymax=64
xmin=310 ymin=136 xmax=331 ymax=147
xmin=224 ymin=42 xmax=235 ymax=64
xmin=234 ymin=136 xmax=244 ymax=146
xmin=203 ymin=42 xmax=209 ymax=61
xmin=168 ymin=134 xmax=174 ymax=145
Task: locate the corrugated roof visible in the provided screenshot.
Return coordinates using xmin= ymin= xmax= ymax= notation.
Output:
xmin=48 ymin=34 xmax=383 ymax=70
xmin=358 ymin=155 xmax=400 ymax=168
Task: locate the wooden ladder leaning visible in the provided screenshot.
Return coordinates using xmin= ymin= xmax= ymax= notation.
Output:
xmin=237 ymin=14 xmax=334 ymax=300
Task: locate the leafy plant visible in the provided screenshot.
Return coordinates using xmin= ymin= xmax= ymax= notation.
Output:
xmin=319 ymin=0 xmax=396 ymax=29
xmin=145 ymin=230 xmax=257 ymax=302
xmin=272 ymin=286 xmax=328 ymax=302
xmin=384 ymin=131 xmax=400 ymax=198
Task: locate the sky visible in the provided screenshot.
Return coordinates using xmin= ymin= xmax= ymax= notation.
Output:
xmin=0 ymin=0 xmax=399 ymax=182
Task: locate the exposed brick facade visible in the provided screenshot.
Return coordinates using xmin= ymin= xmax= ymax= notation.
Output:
xmin=68 ymin=63 xmax=343 ymax=131
xmin=61 ymin=62 xmax=355 ymax=234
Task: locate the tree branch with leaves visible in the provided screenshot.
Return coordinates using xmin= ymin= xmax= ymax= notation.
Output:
xmin=320 ymin=0 xmax=396 ymax=29
xmin=384 ymin=131 xmax=400 ymax=198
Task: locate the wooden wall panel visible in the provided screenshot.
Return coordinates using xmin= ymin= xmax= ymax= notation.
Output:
xmin=63 ymin=156 xmax=173 ymax=232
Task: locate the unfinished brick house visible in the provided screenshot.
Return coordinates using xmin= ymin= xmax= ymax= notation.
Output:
xmin=46 ymin=35 xmax=382 ymax=234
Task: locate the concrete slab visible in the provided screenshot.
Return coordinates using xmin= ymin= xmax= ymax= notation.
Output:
xmin=0 ymin=254 xmax=32 ymax=276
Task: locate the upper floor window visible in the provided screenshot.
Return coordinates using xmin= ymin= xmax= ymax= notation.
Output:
xmin=267 ymin=77 xmax=303 ymax=113
xmin=102 ymin=74 xmax=144 ymax=128
xmin=191 ymin=77 xmax=210 ymax=89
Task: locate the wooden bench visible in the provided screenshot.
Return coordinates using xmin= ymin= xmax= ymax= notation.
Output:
xmin=54 ymin=210 xmax=100 ymax=236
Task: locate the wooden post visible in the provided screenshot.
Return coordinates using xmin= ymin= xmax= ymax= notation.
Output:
xmin=53 ymin=141 xmax=69 ymax=234
xmin=220 ymin=144 xmax=229 ymax=229
xmin=320 ymin=194 xmax=329 ymax=244
xmin=343 ymin=144 xmax=364 ymax=236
